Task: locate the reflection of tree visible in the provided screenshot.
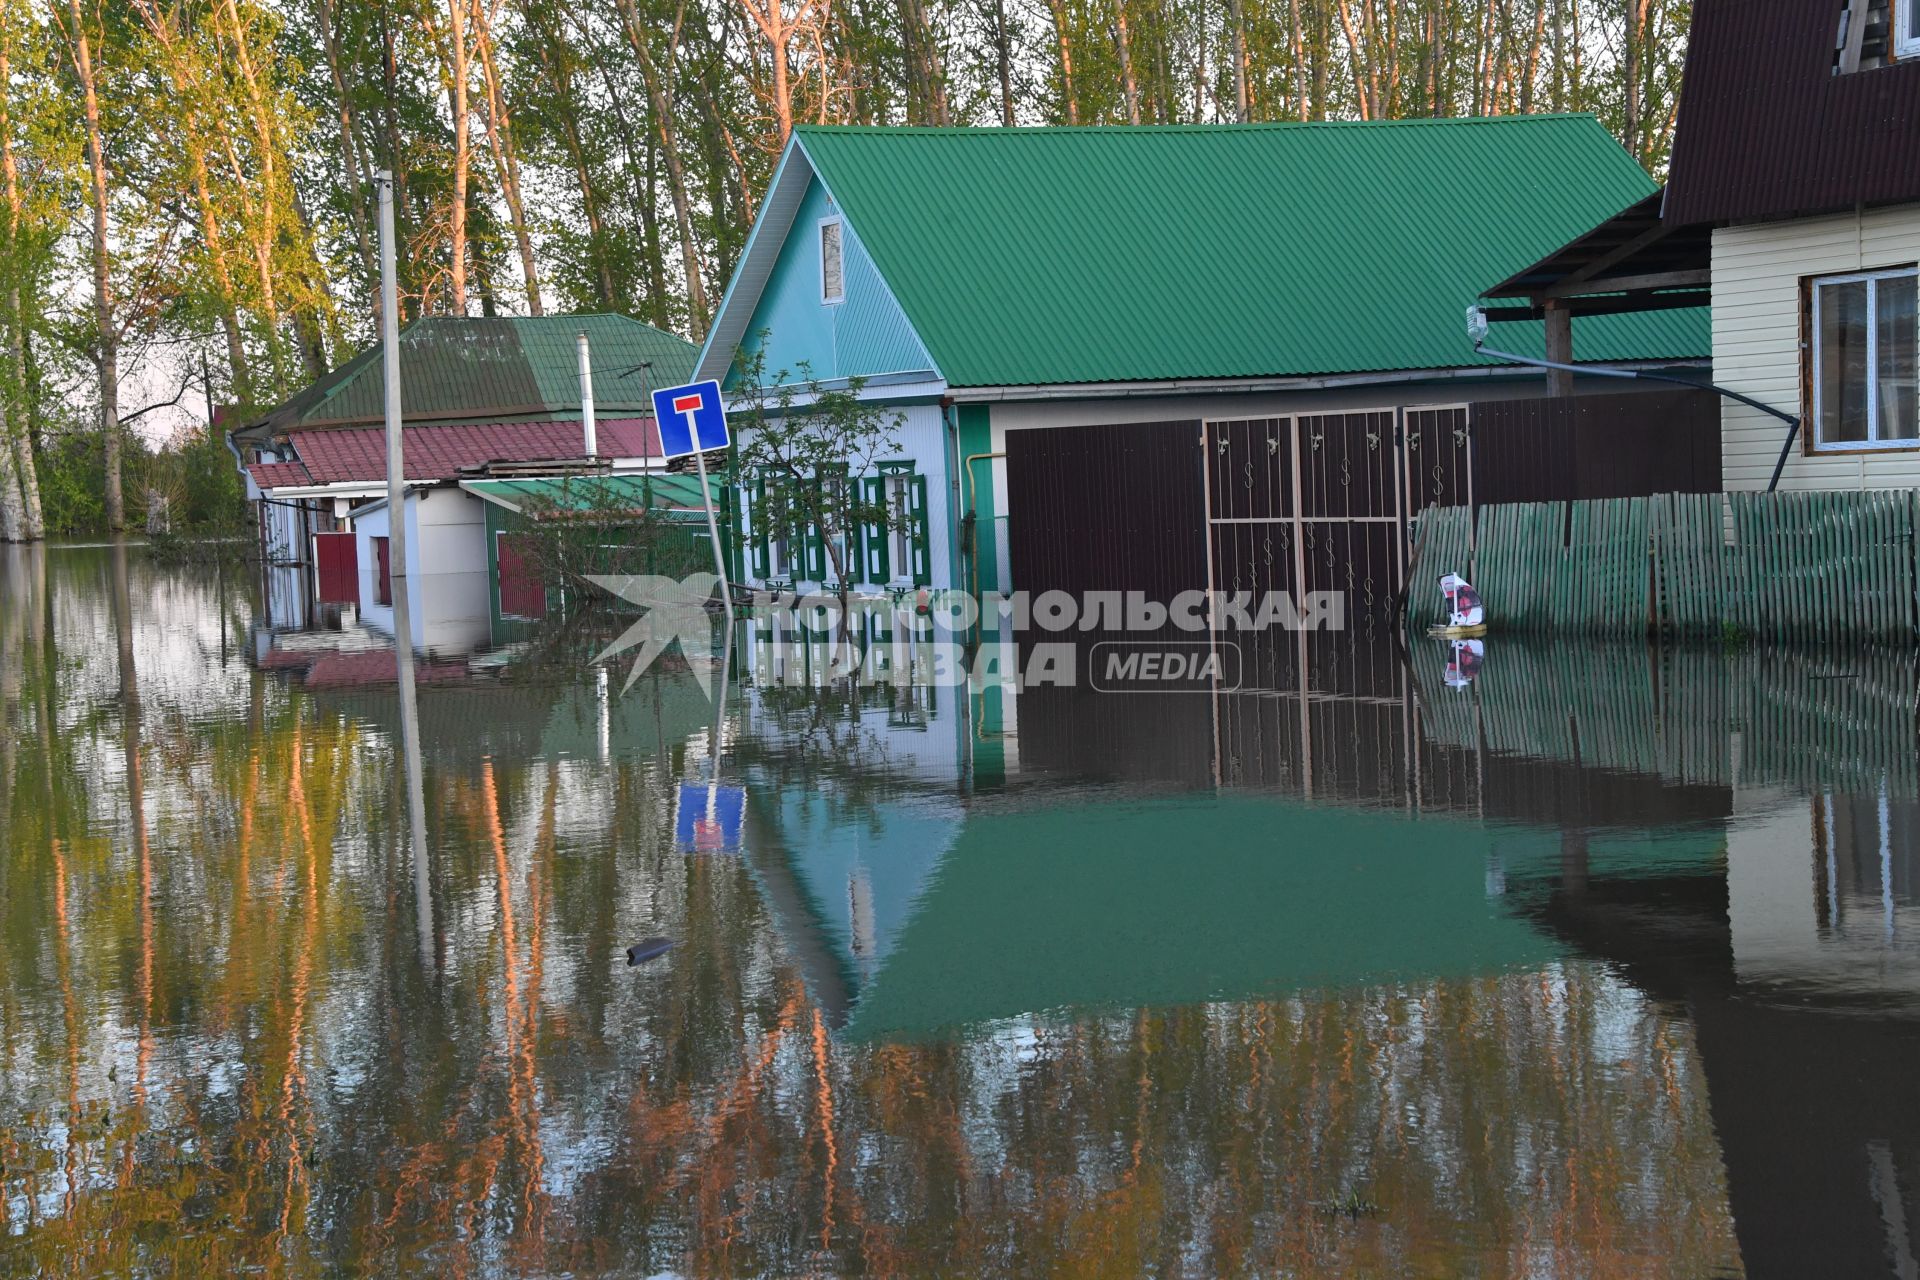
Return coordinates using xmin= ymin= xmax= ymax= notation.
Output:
xmin=0 ymin=570 xmax=1743 ymax=1276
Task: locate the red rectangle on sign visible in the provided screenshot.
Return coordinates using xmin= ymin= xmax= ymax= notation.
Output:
xmin=673 ymin=394 xmax=703 ymax=413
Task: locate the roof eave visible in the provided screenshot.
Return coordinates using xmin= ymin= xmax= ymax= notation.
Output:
xmin=946 ymin=359 xmax=1710 ymax=403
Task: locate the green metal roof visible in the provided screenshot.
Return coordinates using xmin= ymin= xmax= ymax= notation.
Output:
xmin=461 ymin=473 xmax=719 ymax=518
xmin=792 ymin=118 xmax=1707 ymax=387
xmin=240 ymin=315 xmax=698 ymax=437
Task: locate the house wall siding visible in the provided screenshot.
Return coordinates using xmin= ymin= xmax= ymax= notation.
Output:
xmin=353 ymin=490 xmax=494 ymax=653
xmin=733 ymin=176 xmax=936 ymax=387
xmin=1713 ymin=204 xmax=1920 ymax=492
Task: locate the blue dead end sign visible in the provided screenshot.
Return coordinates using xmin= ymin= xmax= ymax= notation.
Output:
xmin=651 ymin=379 xmax=730 ymax=459
xmin=675 ymin=782 xmax=746 ymax=854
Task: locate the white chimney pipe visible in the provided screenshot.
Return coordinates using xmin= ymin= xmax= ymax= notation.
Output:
xmin=577 ymin=331 xmax=596 ymax=458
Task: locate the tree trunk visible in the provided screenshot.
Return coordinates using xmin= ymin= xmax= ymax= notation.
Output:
xmin=1114 ymin=0 xmax=1141 ymax=124
xmin=63 ymin=0 xmax=121 ymax=531
xmin=218 ymin=0 xmax=289 ymax=393
xmin=0 ymin=17 xmax=41 ymax=539
xmin=314 ymin=0 xmax=378 ymax=298
xmin=471 ymin=0 xmax=542 ymax=314
xmin=992 ymin=0 xmax=1015 ymax=125
xmin=445 ymin=0 xmax=472 ymax=313
xmin=620 ymin=0 xmax=710 ymax=338
xmin=1231 ymin=0 xmax=1249 ymax=121
xmin=1046 ymin=0 xmax=1079 ymax=124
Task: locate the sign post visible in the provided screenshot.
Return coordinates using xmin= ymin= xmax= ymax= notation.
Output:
xmin=651 ymin=379 xmax=733 ymax=616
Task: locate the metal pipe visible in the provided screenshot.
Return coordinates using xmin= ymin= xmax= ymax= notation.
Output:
xmin=577 ymin=331 xmax=597 ymax=458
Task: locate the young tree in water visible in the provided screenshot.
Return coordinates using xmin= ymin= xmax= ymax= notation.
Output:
xmin=730 ymin=346 xmax=910 ymax=619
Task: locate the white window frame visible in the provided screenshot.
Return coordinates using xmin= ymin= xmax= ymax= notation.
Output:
xmin=1898 ymin=0 xmax=1920 ymax=59
xmin=884 ymin=471 xmax=913 ymax=585
xmin=818 ymin=216 xmax=846 ymax=305
xmin=1808 ymin=265 xmax=1919 ymax=452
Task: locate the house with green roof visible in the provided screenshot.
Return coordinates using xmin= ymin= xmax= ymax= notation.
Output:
xmin=694 ymin=118 xmax=1709 ymax=603
xmin=230 ymin=314 xmax=698 ymax=652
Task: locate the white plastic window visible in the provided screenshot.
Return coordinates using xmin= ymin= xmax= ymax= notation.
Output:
xmin=1810 ymin=266 xmax=1919 ymax=450
xmin=820 ymin=218 xmax=844 ymax=303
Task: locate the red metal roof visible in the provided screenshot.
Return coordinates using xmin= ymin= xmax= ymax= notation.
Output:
xmin=289 ymin=418 xmax=661 ymax=485
xmin=246 ymin=460 xmax=315 ymax=489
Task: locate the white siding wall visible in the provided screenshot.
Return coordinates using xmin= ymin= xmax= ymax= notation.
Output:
xmin=352 ymin=490 xmax=493 ymax=654
xmin=1713 ymin=204 xmax=1920 ymax=491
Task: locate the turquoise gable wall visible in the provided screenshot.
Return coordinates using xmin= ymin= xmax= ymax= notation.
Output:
xmin=732 ymin=175 xmax=936 ymax=388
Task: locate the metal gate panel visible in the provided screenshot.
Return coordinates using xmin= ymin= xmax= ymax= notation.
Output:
xmin=1204 ymin=410 xmax=1417 ymax=625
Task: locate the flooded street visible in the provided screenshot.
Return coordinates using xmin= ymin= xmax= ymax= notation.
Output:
xmin=3 ymin=544 xmax=1918 ymax=1277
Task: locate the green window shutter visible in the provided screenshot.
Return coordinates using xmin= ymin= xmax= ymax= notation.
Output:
xmin=749 ymin=473 xmax=771 ymax=579
xmin=804 ymin=478 xmax=828 ymax=581
xmin=909 ymin=472 xmax=931 ymax=586
xmin=861 ymin=474 xmax=889 ymax=584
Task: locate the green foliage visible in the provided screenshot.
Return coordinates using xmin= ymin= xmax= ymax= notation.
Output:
xmin=730 ymin=345 xmax=911 ymax=594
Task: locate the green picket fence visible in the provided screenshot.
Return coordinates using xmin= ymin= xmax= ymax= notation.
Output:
xmin=1411 ymin=489 xmax=1920 ymax=642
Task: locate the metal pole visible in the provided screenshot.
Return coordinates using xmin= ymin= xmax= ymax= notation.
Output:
xmin=692 ymin=442 xmax=734 ymax=616
xmin=376 ymin=170 xmax=431 ymax=966
xmin=376 ymin=170 xmax=407 ymax=588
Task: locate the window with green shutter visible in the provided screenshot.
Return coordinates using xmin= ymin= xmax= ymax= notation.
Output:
xmin=907 ymin=471 xmax=931 ymax=586
xmin=748 ymin=473 xmax=772 ymax=579
xmin=875 ymin=462 xmax=931 ymax=587
xmin=860 ymin=473 xmax=889 ymax=584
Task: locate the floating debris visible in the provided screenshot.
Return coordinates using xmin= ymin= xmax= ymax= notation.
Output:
xmin=626 ymin=937 xmax=677 ymax=966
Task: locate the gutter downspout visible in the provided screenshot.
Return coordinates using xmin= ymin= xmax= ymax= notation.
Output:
xmin=963 ymin=451 xmax=1005 ymax=605
xmin=1465 ymin=308 xmax=1802 ymax=493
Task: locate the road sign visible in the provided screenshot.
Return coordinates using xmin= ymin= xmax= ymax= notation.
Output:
xmin=675 ymin=782 xmax=746 ymax=854
xmin=652 ymin=379 xmax=730 ymax=459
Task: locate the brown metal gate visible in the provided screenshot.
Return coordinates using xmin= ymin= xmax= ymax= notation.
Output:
xmin=1204 ymin=408 xmax=1449 ymax=624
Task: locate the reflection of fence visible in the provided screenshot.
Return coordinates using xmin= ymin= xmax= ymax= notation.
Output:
xmin=1412 ymin=640 xmax=1920 ymax=800
xmin=1413 ymin=490 xmax=1920 ymax=642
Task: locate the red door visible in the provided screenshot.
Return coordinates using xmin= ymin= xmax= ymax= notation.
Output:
xmin=497 ymin=533 xmax=546 ymax=619
xmin=314 ymin=532 xmax=358 ymax=604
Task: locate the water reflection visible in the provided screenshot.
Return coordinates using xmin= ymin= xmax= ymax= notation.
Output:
xmin=4 ymin=550 xmax=1920 ymax=1275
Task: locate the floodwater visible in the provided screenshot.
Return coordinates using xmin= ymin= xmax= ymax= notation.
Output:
xmin=2 ymin=544 xmax=1918 ymax=1278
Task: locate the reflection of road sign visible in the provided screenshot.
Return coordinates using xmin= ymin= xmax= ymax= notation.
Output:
xmin=675 ymin=783 xmax=746 ymax=854
xmin=652 ymin=379 xmax=730 ymax=459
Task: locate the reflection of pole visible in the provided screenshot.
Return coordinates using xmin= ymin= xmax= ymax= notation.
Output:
xmin=709 ymin=613 xmax=733 ymax=789
xmin=375 ymin=171 xmax=408 ymax=602
xmin=393 ymin=582 xmax=434 ymax=968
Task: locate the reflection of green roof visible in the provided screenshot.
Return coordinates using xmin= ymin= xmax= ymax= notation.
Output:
xmin=841 ymin=793 xmax=1564 ymax=1041
xmin=461 ymin=473 xmax=720 ymax=521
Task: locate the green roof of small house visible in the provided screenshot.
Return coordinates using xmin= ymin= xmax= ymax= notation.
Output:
xmin=238 ymin=315 xmax=698 ymax=440
xmin=771 ymin=118 xmax=1705 ymax=388
xmin=461 ymin=473 xmax=720 ymax=520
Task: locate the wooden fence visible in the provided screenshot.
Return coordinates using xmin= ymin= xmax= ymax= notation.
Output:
xmin=1413 ymin=489 xmax=1920 ymax=642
